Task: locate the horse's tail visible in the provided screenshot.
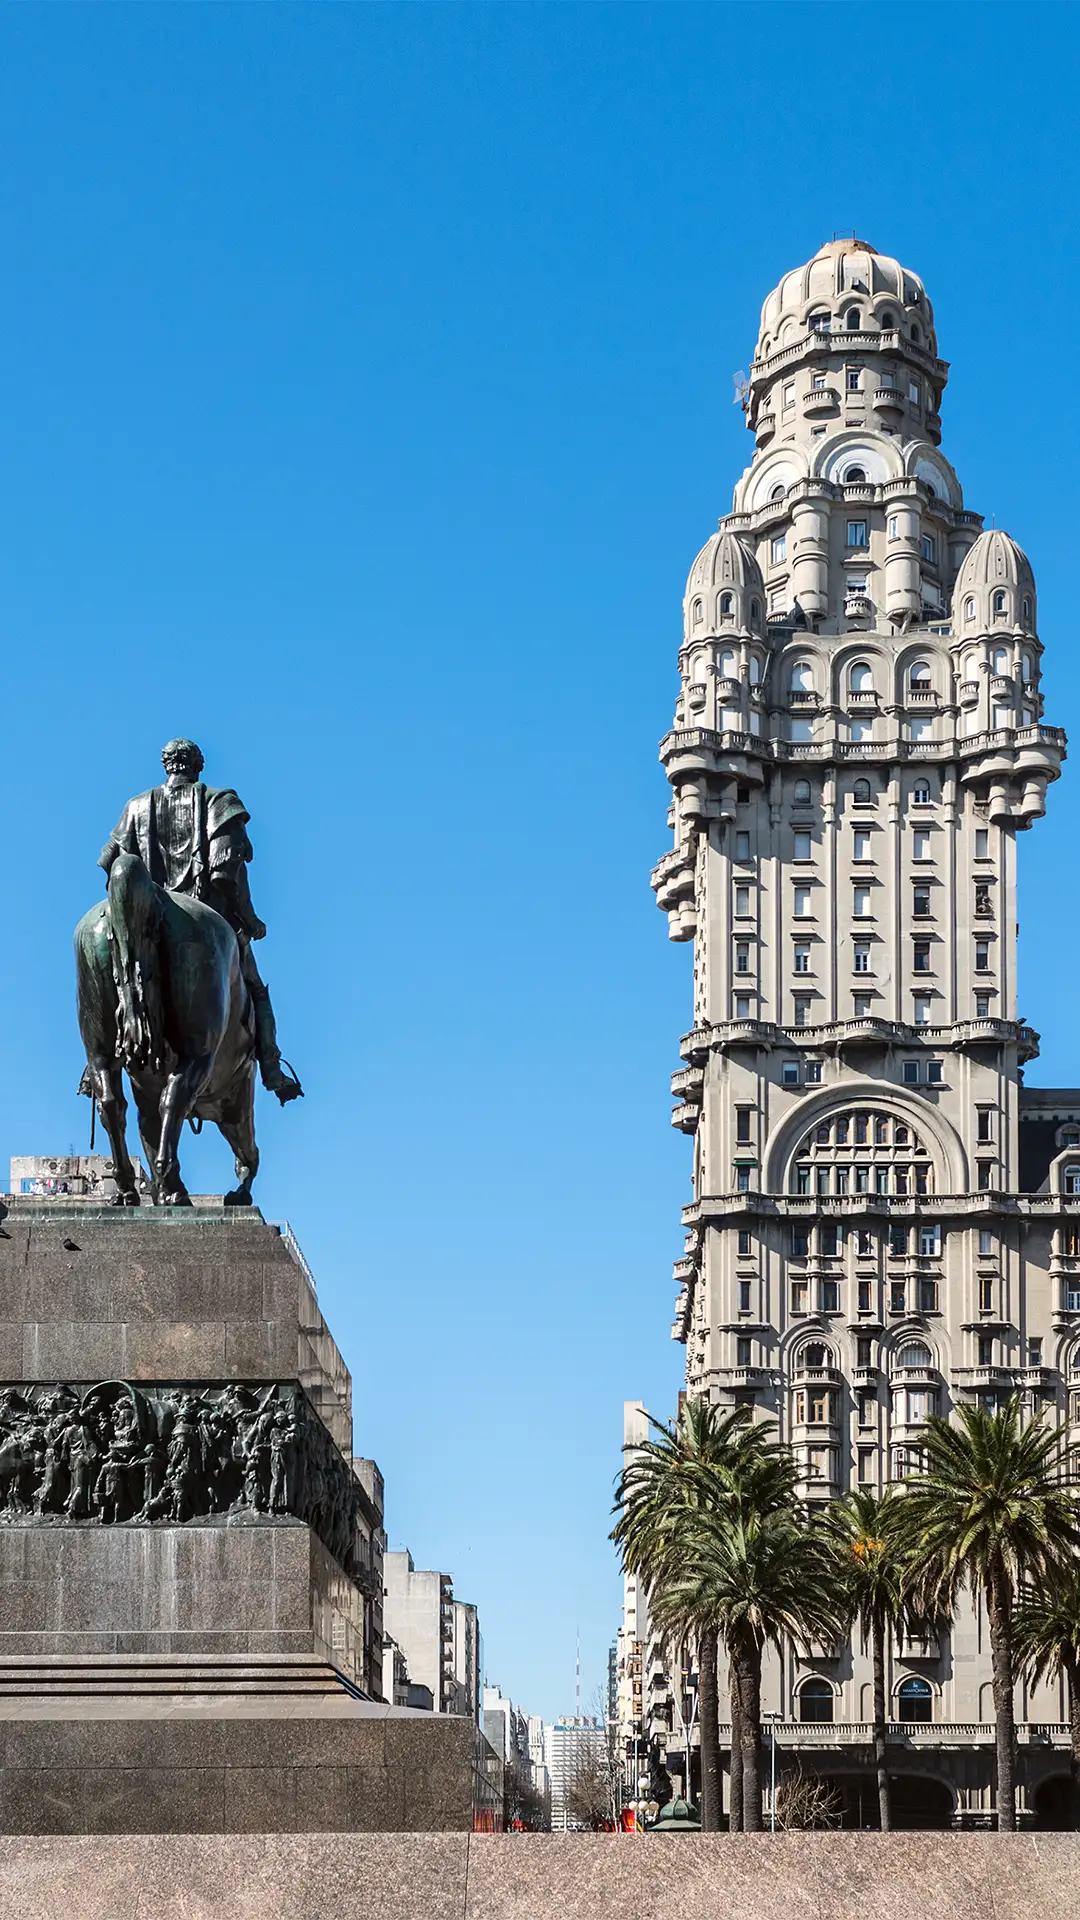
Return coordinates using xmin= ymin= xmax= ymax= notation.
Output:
xmin=106 ymin=854 xmax=172 ymax=1074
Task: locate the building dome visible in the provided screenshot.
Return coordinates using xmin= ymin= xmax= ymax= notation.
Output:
xmin=953 ymin=529 xmax=1037 ymax=635
xmin=684 ymin=530 xmax=764 ymax=640
xmin=754 ymin=238 xmax=937 ymax=362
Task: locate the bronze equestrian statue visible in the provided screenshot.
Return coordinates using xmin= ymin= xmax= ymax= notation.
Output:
xmin=75 ymin=739 xmax=301 ymax=1207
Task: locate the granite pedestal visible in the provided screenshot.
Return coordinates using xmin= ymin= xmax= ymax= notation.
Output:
xmin=0 ymin=1204 xmax=490 ymax=1833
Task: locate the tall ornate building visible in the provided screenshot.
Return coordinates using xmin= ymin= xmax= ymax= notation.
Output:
xmin=650 ymin=238 xmax=1080 ymax=1826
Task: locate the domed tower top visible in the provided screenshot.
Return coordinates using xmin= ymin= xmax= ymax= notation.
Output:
xmin=953 ymin=528 xmax=1037 ymax=637
xmin=683 ymin=529 xmax=764 ymax=642
xmin=745 ymin=237 xmax=948 ymax=449
xmin=755 ymin=238 xmax=938 ymax=361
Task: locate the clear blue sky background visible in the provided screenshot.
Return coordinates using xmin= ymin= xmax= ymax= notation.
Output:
xmin=2 ymin=2 xmax=1080 ymax=1724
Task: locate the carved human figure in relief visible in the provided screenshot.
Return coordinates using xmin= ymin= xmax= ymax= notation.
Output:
xmin=98 ymin=738 xmax=302 ymax=1104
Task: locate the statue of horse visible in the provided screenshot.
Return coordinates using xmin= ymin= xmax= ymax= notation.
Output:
xmin=75 ymin=852 xmax=258 ymax=1206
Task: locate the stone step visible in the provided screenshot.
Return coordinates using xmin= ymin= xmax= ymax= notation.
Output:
xmin=0 ymin=1656 xmax=356 ymax=1697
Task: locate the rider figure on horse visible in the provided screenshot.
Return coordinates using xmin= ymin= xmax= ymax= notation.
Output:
xmin=98 ymin=739 xmax=302 ymax=1104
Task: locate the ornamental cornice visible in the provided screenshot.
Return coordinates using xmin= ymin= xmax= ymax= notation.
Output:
xmin=676 ymin=1015 xmax=1040 ymax=1061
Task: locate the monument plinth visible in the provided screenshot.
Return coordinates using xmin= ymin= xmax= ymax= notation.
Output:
xmin=0 ymin=1202 xmax=494 ymax=1833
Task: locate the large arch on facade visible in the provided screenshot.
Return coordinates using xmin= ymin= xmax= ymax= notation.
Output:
xmin=762 ymin=1080 xmax=969 ymax=1195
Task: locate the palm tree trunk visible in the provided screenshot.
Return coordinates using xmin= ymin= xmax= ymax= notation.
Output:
xmin=728 ymin=1653 xmax=743 ymax=1831
xmin=987 ymin=1562 xmax=1016 ymax=1832
xmin=734 ymin=1639 xmax=763 ymax=1832
xmin=872 ymin=1615 xmax=891 ymax=1831
xmin=1066 ymin=1653 xmax=1080 ymax=1831
xmin=698 ymin=1626 xmax=721 ymax=1831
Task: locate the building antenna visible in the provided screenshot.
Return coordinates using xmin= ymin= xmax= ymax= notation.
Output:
xmin=575 ymin=1630 xmax=581 ymax=1719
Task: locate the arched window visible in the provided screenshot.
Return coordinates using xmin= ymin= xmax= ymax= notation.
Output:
xmin=852 ymin=777 xmax=873 ymax=807
xmin=849 ymin=661 xmax=874 ymax=693
xmin=809 ymin=310 xmax=830 ymax=333
xmin=789 ymin=660 xmax=815 ymax=693
xmin=793 ymin=778 xmax=812 ymax=806
xmin=993 ymin=591 xmax=1007 ymax=615
xmin=1022 ymin=597 xmax=1033 ymax=624
xmin=799 ymin=1680 xmax=834 ymax=1724
xmin=800 ymin=1342 xmax=830 ymax=1371
xmin=793 ymin=1110 xmax=933 ymax=1198
xmin=719 ymin=592 xmax=734 ymax=618
xmin=689 ymin=652 xmax=708 ymax=686
xmin=1021 ymin=653 xmax=1033 ymax=682
xmin=991 ymin=647 xmax=1010 ymax=676
xmin=964 ymin=596 xmax=976 ymax=621
xmin=880 ymin=310 xmax=895 ymax=329
xmin=769 ymin=483 xmax=786 ymax=502
xmin=718 ymin=648 xmax=736 ymax=679
xmin=911 ymin=324 xmax=921 ymax=344
xmin=896 ymin=1340 xmax=933 ymax=1371
xmin=692 ymin=598 xmax=704 ymax=625
xmin=846 ymin=309 xmax=861 ymax=330
xmin=1064 ymin=1166 xmax=1080 ymax=1196
xmin=912 ymin=780 xmax=932 ymax=806
xmin=909 ymin=661 xmax=932 ymax=690
xmin=748 ymin=653 xmax=762 ymax=685
xmin=750 ymin=599 xmax=762 ymax=628
xmin=897 ymin=1678 xmax=932 ymax=1724
xmin=844 ymin=465 xmax=867 ymax=485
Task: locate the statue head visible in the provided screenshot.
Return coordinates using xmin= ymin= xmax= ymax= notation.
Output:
xmin=161 ymin=738 xmax=205 ymax=781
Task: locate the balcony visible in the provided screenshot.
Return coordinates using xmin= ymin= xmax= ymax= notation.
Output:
xmin=844 ymin=595 xmax=874 ymax=622
xmin=791 ymin=1365 xmax=842 ymax=1387
xmin=872 ymin=386 xmax=904 ymax=413
xmin=959 ymin=679 xmax=980 ymax=706
xmin=755 ymin=411 xmax=777 ymax=445
xmin=671 ymin=1102 xmax=701 ymax=1135
xmin=906 ymin=687 xmax=939 ymax=707
xmin=848 ymin=688 xmax=878 ymax=707
xmin=890 ymin=1364 xmax=937 ymax=1385
xmin=852 ymin=1366 xmax=880 ymax=1386
xmin=803 ymin=387 xmax=839 ymax=414
xmin=670 ymin=1066 xmax=705 ymax=1100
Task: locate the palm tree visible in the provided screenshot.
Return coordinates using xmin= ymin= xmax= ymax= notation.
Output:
xmin=825 ymin=1489 xmax=907 ymax=1830
xmin=611 ymin=1400 xmax=800 ymax=1831
xmin=1014 ymin=1565 xmax=1080 ymax=1827
xmin=891 ymin=1396 xmax=1080 ymax=1831
xmin=655 ymin=1504 xmax=845 ymax=1831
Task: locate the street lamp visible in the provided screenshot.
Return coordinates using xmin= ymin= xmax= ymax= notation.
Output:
xmin=763 ymin=1713 xmax=782 ymax=1833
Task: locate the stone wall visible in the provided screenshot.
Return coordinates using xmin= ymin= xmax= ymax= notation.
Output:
xmin=0 ymin=1833 xmax=1078 ymax=1919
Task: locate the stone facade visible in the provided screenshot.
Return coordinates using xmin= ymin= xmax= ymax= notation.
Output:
xmin=649 ymin=238 xmax=1080 ymax=1826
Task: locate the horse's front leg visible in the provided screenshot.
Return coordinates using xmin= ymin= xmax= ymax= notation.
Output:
xmin=83 ymin=1061 xmax=140 ymax=1205
xmin=156 ymin=1055 xmax=214 ymax=1207
xmin=218 ymin=1068 xmax=259 ymax=1208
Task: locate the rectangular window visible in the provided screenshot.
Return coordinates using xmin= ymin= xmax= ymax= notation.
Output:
xmin=812 ymin=370 xmax=826 ymax=389
xmin=804 ymin=1060 xmax=823 ymax=1084
xmin=858 ymin=1447 xmax=876 ymax=1486
xmin=835 ymin=1118 xmax=850 ymax=1144
xmin=921 ymin=534 xmax=935 ymax=563
xmin=903 ymin=1060 xmax=920 ymax=1085
xmin=913 ymin=995 xmax=931 ymax=1026
xmin=821 ymin=1224 xmax=841 ymax=1257
xmin=979 ymin=1277 xmax=994 ymax=1313
xmin=857 ymin=1337 xmax=873 ymax=1368
xmin=978 ymin=1228 xmax=994 ymax=1255
xmin=847 ymin=520 xmax=869 ymax=548
xmin=919 ymin=1279 xmax=939 ymax=1313
xmin=888 ymin=515 xmax=899 ymax=539
xmin=771 ymin=534 xmax=787 ymax=565
xmin=792 ymin=1229 xmax=809 ymax=1258
xmin=909 ymin=380 xmax=920 ymax=404
xmin=846 ymin=367 xmax=861 ymax=391
xmin=976 ymin=1108 xmax=994 ymax=1143
xmin=793 ymin=829 xmax=812 ymax=861
xmin=853 ymin=993 xmax=872 ymax=1017
xmin=854 ymin=1114 xmax=869 ymax=1144
xmin=975 ymin=939 xmax=991 ymax=971
xmin=734 ymin=884 xmax=752 ymax=917
xmin=793 ymin=942 xmax=811 ymax=975
xmin=735 ymin=941 xmax=751 ymax=975
xmin=890 ymin=1281 xmax=907 ymax=1314
xmin=738 ymin=1229 xmax=752 ymax=1256
xmin=734 ymin=994 xmax=753 ymax=1019
xmin=977 ymin=1162 xmax=993 ymax=1191
xmin=735 ymin=831 xmax=751 ymax=860
xmin=782 ymin=1060 xmax=800 ymax=1086
xmin=890 ymin=1227 xmax=909 ymax=1256
xmin=853 ymin=828 xmax=872 ymax=861
xmin=821 ymin=1280 xmax=840 ymax=1313
xmin=913 ymin=884 xmax=932 ymax=917
xmin=855 ymin=1165 xmax=870 ymax=1193
xmin=853 ymin=941 xmax=871 ymax=974
xmin=736 ymin=1336 xmax=752 ymax=1367
xmin=975 ymin=993 xmax=992 ymax=1017
xmin=791 ymin=1279 xmax=808 ymax=1313
xmin=856 ymin=1228 xmax=873 ymax=1255
xmin=783 ymin=381 xmax=795 ymax=410
xmin=794 ymin=886 xmax=812 ymax=917
xmin=735 ymin=1165 xmax=751 ymax=1192
xmin=913 ymin=939 xmax=932 ymax=972
xmin=735 ymin=1107 xmax=753 ymax=1144
xmin=915 ymin=1165 xmax=930 ymax=1195
xmin=793 ymin=996 xmax=811 ymax=1028
xmin=975 ymin=881 xmax=993 ymax=916
xmin=927 ymin=1060 xmax=943 ymax=1085
xmin=975 ymin=828 xmax=990 ymax=859
xmin=919 ymin=1225 xmax=942 ymax=1257
xmin=913 ymin=828 xmax=931 ymax=860
xmin=739 ymin=1280 xmax=752 ymax=1313
xmin=978 ymin=1334 xmax=994 ymax=1366
xmin=1028 ymin=1338 xmax=1043 ymax=1368
xmin=737 ymin=785 xmax=750 ymax=803
xmin=857 ymin=1280 xmax=873 ymax=1314
xmin=853 ymin=885 xmax=871 ymax=917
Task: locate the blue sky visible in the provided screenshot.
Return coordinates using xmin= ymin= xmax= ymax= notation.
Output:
xmin=2 ymin=2 xmax=1080 ymax=1723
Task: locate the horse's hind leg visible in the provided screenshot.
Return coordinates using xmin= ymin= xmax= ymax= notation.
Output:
xmin=85 ymin=1064 xmax=140 ymax=1206
xmin=156 ymin=1055 xmax=214 ymax=1206
xmin=219 ymin=1070 xmax=259 ymax=1208
xmin=75 ymin=914 xmax=139 ymax=1205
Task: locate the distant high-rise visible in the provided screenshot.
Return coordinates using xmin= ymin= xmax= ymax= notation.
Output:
xmin=651 ymin=238 xmax=1079 ymax=1827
